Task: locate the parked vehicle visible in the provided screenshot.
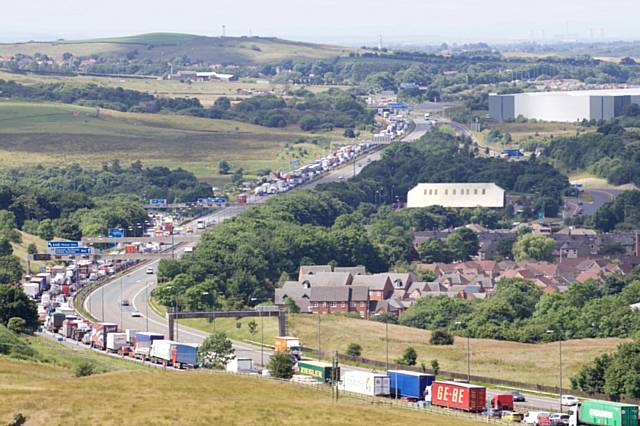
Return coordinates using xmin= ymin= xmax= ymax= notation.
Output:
xmin=561 ymin=395 xmax=579 ymax=406
xmin=339 ymin=371 xmax=390 ymax=396
xmin=106 ymin=332 xmax=127 ymax=353
xmin=502 ymin=411 xmax=524 ymax=422
xmin=297 ymin=360 xmax=339 ymax=383
xmin=430 ymin=381 xmax=486 ymax=413
xmin=523 ymin=411 xmax=551 ymax=425
xmin=550 ymin=413 xmax=569 ymax=426
xmin=386 ymin=370 xmax=435 ymax=400
xmin=512 ymin=391 xmax=527 ymax=402
xmin=568 ymin=400 xmax=639 ymax=426
xmin=226 ymin=357 xmax=255 ymax=374
xmin=274 ymin=336 xmax=302 ymax=360
xmin=171 ymin=343 xmax=198 ymax=368
xmin=150 ymin=339 xmax=176 ymax=364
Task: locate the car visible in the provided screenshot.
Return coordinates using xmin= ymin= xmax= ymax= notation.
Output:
xmin=561 ymin=395 xmax=578 ymax=406
xmin=550 ymin=413 xmax=570 ymax=426
xmin=146 ymin=267 xmax=154 ymax=274
xmin=483 ymin=408 xmax=501 ymax=418
xmin=502 ymin=411 xmax=524 ymax=422
xmin=121 ymin=299 xmax=129 ymax=306
xmin=523 ymin=411 xmax=550 ymax=425
xmin=131 ymin=311 xmax=142 ymax=318
xmin=511 ymin=391 xmax=526 ymax=402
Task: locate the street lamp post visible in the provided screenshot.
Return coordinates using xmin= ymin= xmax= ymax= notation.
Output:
xmin=455 ymin=321 xmax=470 ymax=382
xmin=101 ymin=284 xmax=105 ymax=322
xmin=547 ymin=329 xmax=563 ymax=414
xmin=120 ymin=276 xmax=124 ymax=331
xmin=385 ymin=317 xmax=389 ymax=371
xmin=251 ymin=297 xmax=265 ymax=369
xmin=145 ymin=281 xmax=149 ymax=332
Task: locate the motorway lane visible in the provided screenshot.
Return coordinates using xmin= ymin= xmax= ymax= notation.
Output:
xmin=581 ymin=188 xmax=621 ymax=216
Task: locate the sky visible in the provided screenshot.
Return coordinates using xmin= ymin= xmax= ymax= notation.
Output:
xmin=2 ymin=0 xmax=639 ymax=45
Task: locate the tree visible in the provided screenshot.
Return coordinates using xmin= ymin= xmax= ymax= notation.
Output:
xmin=417 ymin=239 xmax=452 ymax=263
xmin=214 ymin=96 xmax=231 ymax=110
xmin=0 ymin=210 xmax=19 ymax=242
xmin=267 ymin=350 xmax=295 ymax=379
xmin=7 ymin=317 xmax=26 ymax=334
xmin=231 ymin=168 xmax=244 ymax=185
xmin=429 ymin=329 xmax=454 ymax=345
xmin=285 ymin=298 xmax=300 ymax=313
xmin=0 ymin=239 xmax=13 ymax=257
xmin=36 ymin=219 xmax=55 ymax=241
xmin=0 ymin=256 xmax=23 ymax=285
xmin=446 ymin=228 xmax=479 ymax=261
xmin=0 ymin=285 xmax=38 ymax=330
xmin=571 ymin=353 xmax=612 ymax=395
xmin=512 ymin=233 xmax=555 ymax=262
xmin=26 ymin=243 xmax=37 ymax=256
xmin=198 ymin=332 xmax=235 ymax=369
xmin=218 ymin=160 xmax=231 ymax=175
xmin=247 ymin=320 xmax=258 ymax=336
xmin=346 ymin=342 xmax=362 ymax=357
xmin=400 ymin=346 xmax=418 ymax=366
xmin=431 ymin=359 xmax=440 ymax=375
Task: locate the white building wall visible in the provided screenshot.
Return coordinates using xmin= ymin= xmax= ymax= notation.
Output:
xmin=407 ymin=183 xmax=505 ymax=208
xmin=514 ymin=93 xmax=591 ymax=122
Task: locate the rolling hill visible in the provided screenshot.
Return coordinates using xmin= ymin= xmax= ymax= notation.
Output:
xmin=0 ymin=33 xmax=355 ymax=66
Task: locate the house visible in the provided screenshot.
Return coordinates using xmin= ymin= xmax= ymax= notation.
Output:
xmin=351 ymin=275 xmax=393 ymax=301
xmin=298 ymin=265 xmax=332 ymax=280
xmin=299 ymin=272 xmax=353 ymax=288
xmin=309 ymin=286 xmax=370 ymax=318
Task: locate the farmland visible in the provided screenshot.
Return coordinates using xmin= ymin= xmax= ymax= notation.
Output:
xmin=0 ymin=351 xmax=480 ymax=425
xmin=0 ymin=33 xmax=355 ymax=66
xmin=183 ymin=314 xmax=626 ymax=387
xmin=0 ymin=100 xmax=335 ymax=179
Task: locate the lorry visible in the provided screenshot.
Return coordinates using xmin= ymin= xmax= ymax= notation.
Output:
xmin=226 ymin=357 xmax=255 ymax=374
xmin=339 ymin=371 xmax=390 ymax=396
xmin=90 ymin=323 xmax=118 ymax=350
xmin=387 ymin=370 xmax=436 ymax=400
xmin=568 ymin=400 xmax=639 ymax=426
xmin=431 ymin=381 xmax=486 ymax=413
xmin=106 ymin=332 xmax=127 ymax=353
xmin=171 ymin=343 xmax=198 ymax=368
xmin=274 ymin=336 xmax=302 ymax=360
xmin=491 ymin=393 xmax=514 ymax=412
xmin=125 ymin=329 xmax=138 ymax=344
xmin=134 ymin=332 xmax=164 ymax=359
xmin=297 ymin=360 xmax=340 ymax=383
xmin=150 ymin=339 xmax=176 ymax=364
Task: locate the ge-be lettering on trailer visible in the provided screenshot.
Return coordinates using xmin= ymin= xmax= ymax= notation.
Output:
xmin=431 ymin=381 xmax=486 ymax=412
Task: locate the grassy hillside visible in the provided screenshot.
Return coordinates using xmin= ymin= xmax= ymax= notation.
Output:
xmin=0 ymin=33 xmax=354 ymax=66
xmin=0 ymin=335 xmax=481 ymax=425
xmin=0 ymin=100 xmax=332 ymax=179
xmin=10 ymin=231 xmax=48 ymax=274
xmin=180 ymin=314 xmax=625 ymax=387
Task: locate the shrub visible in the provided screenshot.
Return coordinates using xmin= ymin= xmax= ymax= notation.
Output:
xmin=429 ymin=329 xmax=454 ymax=345
xmin=346 ymin=343 xmax=362 ymax=357
xmin=267 ymin=350 xmax=294 ymax=379
xmin=74 ymin=361 xmax=97 ymax=377
xmin=7 ymin=317 xmax=26 ymax=334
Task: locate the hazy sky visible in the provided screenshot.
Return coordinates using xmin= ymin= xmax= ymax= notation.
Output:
xmin=2 ymin=0 xmax=639 ymax=45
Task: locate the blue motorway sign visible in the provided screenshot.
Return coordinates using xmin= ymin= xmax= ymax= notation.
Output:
xmin=47 ymin=241 xmax=79 ymax=248
xmin=149 ymin=198 xmax=168 ymax=206
xmin=108 ymin=228 xmax=125 ymax=238
xmin=51 ymin=247 xmax=92 ymax=256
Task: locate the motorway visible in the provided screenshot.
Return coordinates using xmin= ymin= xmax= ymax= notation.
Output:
xmin=83 ymin=117 xmax=432 ymax=369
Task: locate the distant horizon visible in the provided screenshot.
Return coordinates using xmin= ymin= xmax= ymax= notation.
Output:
xmin=1 ymin=31 xmax=640 ymax=49
xmin=2 ymin=0 xmax=639 ymax=47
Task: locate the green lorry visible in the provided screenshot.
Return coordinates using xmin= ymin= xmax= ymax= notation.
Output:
xmin=297 ymin=361 xmax=340 ymax=383
xmin=569 ymin=400 xmax=639 ymax=426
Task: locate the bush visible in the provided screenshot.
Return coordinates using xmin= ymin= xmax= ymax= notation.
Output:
xmin=346 ymin=343 xmax=362 ymax=357
xmin=431 ymin=359 xmax=440 ymax=375
xmin=429 ymin=329 xmax=454 ymax=345
xmin=267 ymin=350 xmax=295 ymax=379
xmin=7 ymin=317 xmax=26 ymax=334
xmin=399 ymin=346 xmax=417 ymax=366
xmin=74 ymin=361 xmax=97 ymax=377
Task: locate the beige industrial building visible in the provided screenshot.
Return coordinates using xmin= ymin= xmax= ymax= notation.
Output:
xmin=407 ymin=183 xmax=505 ymax=208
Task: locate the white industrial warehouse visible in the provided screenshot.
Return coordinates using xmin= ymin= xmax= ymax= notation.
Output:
xmin=407 ymin=183 xmax=505 ymax=208
xmin=489 ymin=88 xmax=640 ymax=122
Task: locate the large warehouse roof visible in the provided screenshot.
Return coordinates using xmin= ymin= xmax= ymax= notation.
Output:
xmin=509 ymin=88 xmax=640 ymax=97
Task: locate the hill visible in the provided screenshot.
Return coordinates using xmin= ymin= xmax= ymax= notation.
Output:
xmin=0 ymin=100 xmax=329 ymax=180
xmin=0 ymin=33 xmax=354 ymax=66
xmin=10 ymin=231 xmax=47 ymax=274
xmin=178 ymin=313 xmax=625 ymax=387
xmin=0 ymin=335 xmax=480 ymax=425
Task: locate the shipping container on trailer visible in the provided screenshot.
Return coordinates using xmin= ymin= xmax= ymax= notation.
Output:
xmin=150 ymin=339 xmax=176 ymax=364
xmin=387 ymin=370 xmax=436 ymax=400
xmin=134 ymin=332 xmax=164 ymax=359
xmin=125 ymin=329 xmax=138 ymax=344
xmin=431 ymin=381 xmax=486 ymax=412
xmin=106 ymin=333 xmax=127 ymax=353
xmin=571 ymin=400 xmax=639 ymax=426
xmin=274 ymin=336 xmax=302 ymax=359
xmin=226 ymin=357 xmax=255 ymax=373
xmin=297 ymin=361 xmax=340 ymax=383
xmin=90 ymin=323 xmax=118 ymax=350
xmin=339 ymin=371 xmax=390 ymax=396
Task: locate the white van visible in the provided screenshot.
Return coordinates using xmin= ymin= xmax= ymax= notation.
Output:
xmin=523 ymin=411 xmax=550 ymax=425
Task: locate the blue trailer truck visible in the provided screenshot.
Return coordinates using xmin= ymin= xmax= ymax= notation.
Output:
xmin=171 ymin=343 xmax=199 ymax=368
xmin=387 ymin=370 xmax=436 ymax=400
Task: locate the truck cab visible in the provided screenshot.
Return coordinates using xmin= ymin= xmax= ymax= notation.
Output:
xmin=491 ymin=394 xmax=514 ymax=411
xmin=274 ymin=336 xmax=302 ymax=360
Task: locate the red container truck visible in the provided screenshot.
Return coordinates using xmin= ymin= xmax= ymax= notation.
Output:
xmin=431 ymin=381 xmax=486 ymax=412
xmin=90 ymin=323 xmax=118 ymax=350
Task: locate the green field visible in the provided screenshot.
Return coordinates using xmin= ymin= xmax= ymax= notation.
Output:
xmin=181 ymin=313 xmax=625 ymax=387
xmin=0 ymin=335 xmax=482 ymax=425
xmin=10 ymin=231 xmax=48 ymax=274
xmin=0 ymin=100 xmax=336 ymax=178
xmin=0 ymin=33 xmax=356 ymax=66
